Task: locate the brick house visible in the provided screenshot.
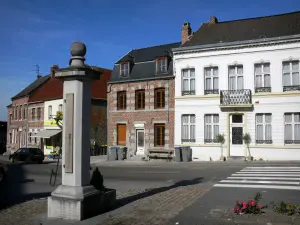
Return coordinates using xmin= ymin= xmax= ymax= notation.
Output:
xmin=108 ymin=42 xmax=180 ymax=157
xmin=6 ymin=65 xmax=111 ymax=154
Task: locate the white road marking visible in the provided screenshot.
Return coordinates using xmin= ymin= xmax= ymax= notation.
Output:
xmin=232 ymin=173 xmax=300 ymax=177
xmin=237 ymin=171 xmax=300 ymax=174
xmin=227 ymin=176 xmax=300 ymax=180
xmin=245 ymin=167 xmax=300 ymax=169
xmin=214 ymin=184 xmax=300 ymax=190
xmin=220 ymin=180 xmax=299 ymax=185
xmin=241 ymin=169 xmax=300 ymax=172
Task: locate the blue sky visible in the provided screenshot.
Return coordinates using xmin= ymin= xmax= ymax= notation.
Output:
xmin=0 ymin=0 xmax=299 ymax=121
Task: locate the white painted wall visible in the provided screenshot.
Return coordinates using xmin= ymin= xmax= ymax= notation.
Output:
xmin=44 ymin=99 xmax=63 ymax=130
xmin=174 ymin=41 xmax=300 ymax=161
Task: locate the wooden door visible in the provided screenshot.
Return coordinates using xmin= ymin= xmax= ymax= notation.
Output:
xmin=117 ymin=124 xmax=126 ymax=146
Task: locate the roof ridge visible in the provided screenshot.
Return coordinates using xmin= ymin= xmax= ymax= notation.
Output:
xmin=218 ymin=10 xmax=300 ymax=24
xmin=132 ymin=41 xmax=180 ymax=51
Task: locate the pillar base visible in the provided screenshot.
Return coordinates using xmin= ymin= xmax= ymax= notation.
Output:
xmin=48 ymin=185 xmax=103 ymax=221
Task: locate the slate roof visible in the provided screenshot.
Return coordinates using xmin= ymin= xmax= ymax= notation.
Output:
xmin=11 ymin=75 xmax=50 ymax=100
xmin=183 ymin=11 xmax=300 ymax=47
xmin=110 ymin=42 xmax=181 ymax=83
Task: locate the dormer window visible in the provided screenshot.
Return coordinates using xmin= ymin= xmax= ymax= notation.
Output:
xmin=120 ymin=62 xmax=130 ymax=77
xmin=156 ymin=57 xmax=168 ymax=73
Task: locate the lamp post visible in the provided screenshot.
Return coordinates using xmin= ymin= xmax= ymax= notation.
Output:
xmin=48 ymin=42 xmax=102 ymax=221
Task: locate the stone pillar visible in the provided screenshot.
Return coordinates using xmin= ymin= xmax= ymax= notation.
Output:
xmin=48 ymin=42 xmax=102 ymax=221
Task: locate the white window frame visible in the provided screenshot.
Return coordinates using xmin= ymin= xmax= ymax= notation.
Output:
xmin=58 ymin=104 xmax=63 ymax=112
xmin=228 ymin=65 xmax=244 ymax=90
xmin=182 ymin=68 xmax=195 ymax=95
xmin=254 ymin=63 xmax=271 ymax=92
xmin=32 ymin=108 xmax=36 ymax=121
xmin=156 ymin=58 xmax=168 ymax=73
xmin=255 ymin=113 xmax=272 ymax=144
xmin=120 ymin=63 xmax=130 ymax=77
xmin=181 ymin=114 xmax=196 ymax=143
xmin=48 ymin=105 xmax=52 ymax=120
xmin=204 ymin=67 xmax=219 ymax=94
xmin=284 ymin=113 xmax=300 ymax=144
xmin=204 ymin=114 xmax=219 ymax=143
xmin=282 ymin=61 xmax=300 ymax=89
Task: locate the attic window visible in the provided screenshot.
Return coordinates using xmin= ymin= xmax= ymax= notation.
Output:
xmin=156 ymin=57 xmax=168 ymax=73
xmin=120 ymin=62 xmax=130 ymax=77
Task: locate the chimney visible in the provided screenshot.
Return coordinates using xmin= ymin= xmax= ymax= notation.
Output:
xmin=181 ymin=22 xmax=192 ymax=45
xmin=209 ymin=16 xmax=218 ymax=24
xmin=50 ymin=64 xmax=59 ymax=77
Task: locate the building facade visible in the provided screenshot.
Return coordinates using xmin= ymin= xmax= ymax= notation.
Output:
xmin=108 ymin=42 xmax=180 ymax=157
xmin=173 ymin=12 xmax=300 ymax=161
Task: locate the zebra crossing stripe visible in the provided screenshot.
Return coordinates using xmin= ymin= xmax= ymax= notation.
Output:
xmin=227 ymin=176 xmax=300 ymax=180
xmin=214 ymin=184 xmax=300 ymax=190
xmin=219 ymin=180 xmax=299 ymax=185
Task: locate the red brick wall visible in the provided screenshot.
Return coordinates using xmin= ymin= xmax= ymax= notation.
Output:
xmin=108 ymin=78 xmax=175 ymax=156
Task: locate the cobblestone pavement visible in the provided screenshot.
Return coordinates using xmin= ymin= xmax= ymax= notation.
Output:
xmin=0 ymin=190 xmax=148 ymax=225
xmin=99 ymin=185 xmax=210 ymax=225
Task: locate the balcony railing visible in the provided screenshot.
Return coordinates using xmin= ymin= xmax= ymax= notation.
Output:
xmin=285 ymin=140 xmax=300 ymax=144
xmin=181 ymin=139 xmax=196 ymax=143
xmin=255 ymin=87 xmax=271 ymax=93
xmin=182 ymin=90 xmax=195 ymax=96
xmin=220 ymin=89 xmax=252 ymax=106
xmin=204 ymin=89 xmax=219 ymax=95
xmin=283 ymin=85 xmax=300 ymax=92
xmin=256 ymin=140 xmax=273 ymax=144
xmin=204 ymin=139 xmax=219 ymax=143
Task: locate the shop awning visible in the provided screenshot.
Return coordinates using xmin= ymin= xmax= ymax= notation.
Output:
xmin=31 ymin=130 xmax=62 ymax=139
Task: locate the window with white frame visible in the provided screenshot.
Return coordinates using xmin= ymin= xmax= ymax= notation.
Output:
xmin=182 ymin=69 xmax=195 ymax=95
xmin=255 ymin=113 xmax=272 ymax=144
xmin=204 ymin=67 xmax=219 ymax=94
xmin=204 ymin=114 xmax=219 ymax=143
xmin=228 ymin=65 xmax=243 ymax=90
xmin=58 ymin=104 xmax=63 ymax=112
xmin=255 ymin=63 xmax=271 ymax=92
xmin=284 ymin=113 xmax=300 ymax=144
xmin=48 ymin=105 xmax=52 ymax=120
xmin=181 ymin=114 xmax=196 ymax=143
xmin=120 ymin=63 xmax=130 ymax=77
xmin=282 ymin=61 xmax=300 ymax=92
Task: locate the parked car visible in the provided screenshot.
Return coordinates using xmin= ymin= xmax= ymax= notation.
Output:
xmin=0 ymin=162 xmax=7 ymax=186
xmin=9 ymin=148 xmax=44 ymax=164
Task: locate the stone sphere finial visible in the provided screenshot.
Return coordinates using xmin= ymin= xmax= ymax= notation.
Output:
xmin=70 ymin=42 xmax=87 ymax=57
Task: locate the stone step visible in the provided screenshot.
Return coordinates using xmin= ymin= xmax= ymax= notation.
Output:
xmin=226 ymin=156 xmax=245 ymax=161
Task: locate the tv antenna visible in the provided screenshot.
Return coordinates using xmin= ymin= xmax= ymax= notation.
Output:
xmin=32 ymin=64 xmax=40 ymax=76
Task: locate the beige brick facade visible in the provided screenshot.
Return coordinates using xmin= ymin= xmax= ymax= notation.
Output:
xmin=108 ymin=78 xmax=175 ymax=156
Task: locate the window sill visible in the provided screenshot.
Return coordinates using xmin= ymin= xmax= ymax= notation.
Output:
xmin=135 ymin=108 xmax=146 ymax=110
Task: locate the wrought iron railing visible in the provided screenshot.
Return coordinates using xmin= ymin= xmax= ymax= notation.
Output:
xmin=204 ymin=139 xmax=219 ymax=143
xmin=181 ymin=139 xmax=196 ymax=143
xmin=182 ymin=90 xmax=195 ymax=96
xmin=285 ymin=140 xmax=300 ymax=144
xmin=283 ymin=85 xmax=300 ymax=92
xmin=256 ymin=140 xmax=273 ymax=144
xmin=204 ymin=89 xmax=219 ymax=95
xmin=220 ymin=89 xmax=252 ymax=105
xmin=255 ymin=87 xmax=271 ymax=93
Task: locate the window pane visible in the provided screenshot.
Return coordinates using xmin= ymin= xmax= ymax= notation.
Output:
xmin=283 ymin=62 xmax=290 ymax=71
xmin=283 ymin=73 xmax=291 ymax=86
xmin=213 ymin=67 xmax=218 ymax=76
xmin=294 ymin=124 xmax=300 ymax=141
xmin=294 ymin=113 xmax=300 ymax=122
xmin=256 ymin=114 xmax=263 ymax=123
xmin=190 ymin=125 xmax=195 ymax=139
xmin=285 ymin=124 xmax=292 ymax=140
xmin=256 ymin=75 xmax=262 ymax=87
xmin=182 ymin=70 xmax=188 ymax=78
xmin=229 ymin=66 xmax=235 ymax=75
xmin=292 ymin=61 xmax=299 ymax=70
xmin=190 ymin=69 xmax=195 ymax=77
xmin=265 ymin=124 xmax=272 ymax=140
xmin=213 ymin=77 xmax=219 ymax=89
xmin=264 ymin=74 xmax=271 ymax=87
xmin=204 ymin=115 xmax=211 ymax=123
xmin=292 ymin=72 xmax=299 ymax=85
xmin=204 ymin=68 xmax=211 ymax=76
xmin=264 ymin=63 xmax=270 ymax=73
xmin=229 ymin=77 xmax=236 ymax=90
xmin=205 ymin=78 xmax=211 ymax=89
xmin=213 ymin=125 xmax=219 ymax=138
xmin=190 ymin=115 xmax=196 ymax=123
xmin=205 ymin=125 xmax=211 ymax=139
xmin=190 ymin=78 xmax=195 ymax=91
xmin=182 ymin=115 xmax=188 ymax=123
xmin=237 ymin=66 xmax=243 ymax=75
xmin=213 ymin=115 xmax=219 ymax=123
xmin=265 ymin=114 xmax=272 ymax=123
xmin=255 ymin=64 xmax=262 ymax=74
xmin=237 ymin=76 xmax=243 ymax=90
xmin=183 ymin=79 xmax=189 ymax=91
xmin=256 ymin=125 xmax=264 ymax=140
xmin=285 ymin=114 xmax=292 ymax=122
xmin=182 ymin=125 xmax=189 ymax=139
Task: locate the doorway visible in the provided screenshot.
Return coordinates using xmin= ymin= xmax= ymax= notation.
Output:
xmin=117 ymin=124 xmax=126 ymax=146
xmin=136 ymin=129 xmax=145 ymax=155
xmin=230 ymin=114 xmax=244 ymax=156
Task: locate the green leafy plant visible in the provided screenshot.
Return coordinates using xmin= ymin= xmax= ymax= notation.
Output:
xmin=272 ymin=201 xmax=300 ymax=216
xmin=216 ymin=134 xmax=225 ymax=160
xmin=90 ymin=167 xmax=105 ymax=192
xmin=233 ymin=192 xmax=267 ymax=215
xmin=243 ymin=133 xmax=252 ymax=160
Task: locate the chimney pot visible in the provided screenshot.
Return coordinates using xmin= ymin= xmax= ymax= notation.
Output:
xmin=210 ymin=16 xmax=218 ymax=24
xmin=50 ymin=64 xmax=59 ymax=77
xmin=181 ymin=22 xmax=192 ymax=45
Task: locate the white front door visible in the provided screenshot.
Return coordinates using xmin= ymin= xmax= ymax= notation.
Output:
xmin=136 ymin=129 xmax=145 ymax=155
xmin=230 ymin=114 xmax=244 ymax=156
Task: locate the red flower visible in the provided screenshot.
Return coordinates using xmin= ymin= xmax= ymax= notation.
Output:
xmin=249 ymin=200 xmax=255 ymax=206
xmin=287 ymin=202 xmax=291 ymax=204
xmin=258 ymin=205 xmax=263 ymax=209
